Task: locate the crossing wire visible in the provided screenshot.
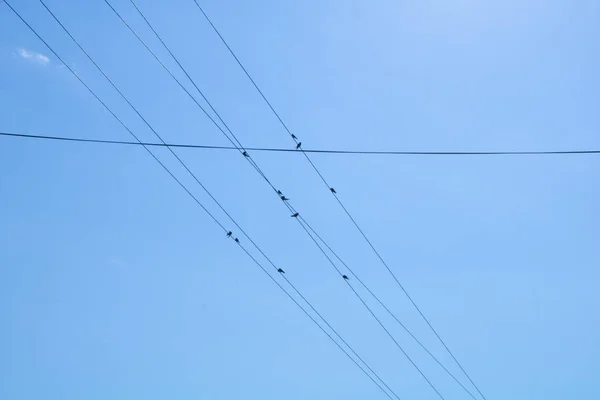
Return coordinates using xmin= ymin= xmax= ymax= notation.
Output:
xmin=100 ymin=0 xmax=276 ymax=190
xmin=40 ymin=1 xmax=404 ymax=397
xmin=190 ymin=2 xmax=489 ymax=399
xmin=115 ymin=1 xmax=451 ymax=398
xmin=5 ymin=1 xmax=404 ymax=398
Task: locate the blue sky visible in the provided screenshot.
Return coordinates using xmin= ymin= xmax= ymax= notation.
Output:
xmin=1 ymin=0 xmax=599 ymax=399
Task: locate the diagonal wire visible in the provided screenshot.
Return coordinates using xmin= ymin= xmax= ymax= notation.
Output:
xmin=301 ymin=218 xmax=477 ymax=399
xmin=107 ymin=1 xmax=457 ymax=397
xmin=101 ymin=0 xmax=274 ymax=187
xmin=291 ymin=214 xmax=446 ymax=400
xmin=4 ymin=1 xmax=399 ymax=398
xmin=190 ymin=2 xmax=488 ymax=399
xmin=38 ymin=0 xmax=403 ymax=397
xmin=233 ymin=240 xmax=399 ymax=400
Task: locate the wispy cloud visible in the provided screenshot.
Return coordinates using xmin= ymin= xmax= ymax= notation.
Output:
xmin=17 ymin=48 xmax=50 ymax=65
xmin=109 ymin=259 xmax=126 ymax=267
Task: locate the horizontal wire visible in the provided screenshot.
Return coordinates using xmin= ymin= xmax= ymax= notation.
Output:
xmin=2 ymin=131 xmax=598 ymax=156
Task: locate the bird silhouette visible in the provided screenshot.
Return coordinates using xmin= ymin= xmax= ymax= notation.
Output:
xmin=226 ymin=231 xmax=232 ymax=238
xmin=291 ymin=212 xmax=299 ymax=218
xmin=296 ymin=142 xmax=302 ymax=150
xmin=277 ymin=190 xmax=283 ymax=195
xmin=330 ymin=188 xmax=337 ymax=194
xmin=342 ymin=275 xmax=349 ymax=280
xmin=277 ymin=268 xmax=285 ymax=273
xmin=280 ymin=196 xmax=290 ymax=201
xmin=234 ymin=238 xmax=240 ymax=243
xmin=242 ymin=151 xmax=249 ymax=157
xmin=291 ymin=134 xmax=297 ymax=140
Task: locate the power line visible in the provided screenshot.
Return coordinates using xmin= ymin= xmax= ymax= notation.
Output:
xmin=2 ymin=131 xmax=598 ymax=156
xmin=0 ymin=130 xmax=478 ymax=399
xmin=101 ymin=0 xmax=275 ymax=189
xmin=37 ymin=1 xmax=403 ymax=397
xmin=4 ymin=1 xmax=402 ymax=398
xmin=12 ymin=129 xmax=580 ymax=393
xmin=116 ymin=0 xmax=470 ymax=399
xmin=114 ymin=2 xmax=452 ymax=398
xmin=302 ymin=219 xmax=479 ymax=399
xmin=190 ymin=3 xmax=490 ymax=399
xmin=292 ymin=215 xmax=447 ymax=400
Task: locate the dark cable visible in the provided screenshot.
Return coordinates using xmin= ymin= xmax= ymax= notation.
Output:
xmin=190 ymin=0 xmax=292 ymax=139
xmin=3 ymin=1 xmax=228 ymax=234
xmin=301 ymin=218 xmax=478 ymax=400
xmin=102 ymin=0 xmax=275 ymax=189
xmin=292 ymin=215 xmax=446 ymax=400
xmin=0 ymin=130 xmax=514 ymax=398
xmin=5 ymin=2 xmax=398 ymax=398
xmin=190 ymin=2 xmax=490 ymax=398
xmin=40 ymin=0 xmax=401 ymax=396
xmin=2 ymin=131 xmax=598 ymax=156
xmin=233 ymin=240 xmax=398 ymax=400
xmin=106 ymin=2 xmax=472 ymax=397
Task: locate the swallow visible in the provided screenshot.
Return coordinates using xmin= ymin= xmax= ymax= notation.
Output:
xmin=234 ymin=238 xmax=240 ymax=243
xmin=291 ymin=134 xmax=297 ymax=140
xmin=277 ymin=268 xmax=285 ymax=274
xmin=242 ymin=151 xmax=249 ymax=157
xmin=342 ymin=275 xmax=349 ymax=280
xmin=226 ymin=231 xmax=233 ymax=238
xmin=296 ymin=142 xmax=302 ymax=150
xmin=330 ymin=187 xmax=337 ymax=194
xmin=280 ymin=196 xmax=290 ymax=201
xmin=291 ymin=212 xmax=299 ymax=218
xmin=277 ymin=190 xmax=283 ymax=196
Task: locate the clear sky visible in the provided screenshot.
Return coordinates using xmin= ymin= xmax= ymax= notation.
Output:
xmin=1 ymin=0 xmax=599 ymax=399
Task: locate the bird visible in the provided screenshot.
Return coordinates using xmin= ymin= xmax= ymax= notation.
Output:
xmin=242 ymin=151 xmax=249 ymax=157
xmin=234 ymin=238 xmax=240 ymax=243
xmin=330 ymin=187 xmax=337 ymax=194
xmin=277 ymin=268 xmax=285 ymax=274
xmin=342 ymin=275 xmax=349 ymax=280
xmin=291 ymin=212 xmax=299 ymax=218
xmin=280 ymin=196 xmax=290 ymax=201
xmin=277 ymin=190 xmax=283 ymax=195
xmin=296 ymin=142 xmax=302 ymax=150
xmin=291 ymin=134 xmax=297 ymax=140
xmin=226 ymin=231 xmax=233 ymax=238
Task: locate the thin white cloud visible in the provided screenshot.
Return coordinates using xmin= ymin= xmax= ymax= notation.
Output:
xmin=18 ymin=48 xmax=50 ymax=65
xmin=109 ymin=259 xmax=126 ymax=267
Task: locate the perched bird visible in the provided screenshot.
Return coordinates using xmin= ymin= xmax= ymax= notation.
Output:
xmin=234 ymin=238 xmax=240 ymax=243
xmin=296 ymin=142 xmax=302 ymax=150
xmin=277 ymin=190 xmax=283 ymax=195
xmin=277 ymin=268 xmax=285 ymax=274
xmin=242 ymin=151 xmax=249 ymax=157
xmin=291 ymin=212 xmax=299 ymax=218
xmin=226 ymin=231 xmax=233 ymax=238
xmin=342 ymin=275 xmax=349 ymax=280
xmin=280 ymin=196 xmax=290 ymax=201
xmin=291 ymin=134 xmax=297 ymax=140
xmin=330 ymin=187 xmax=337 ymax=194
